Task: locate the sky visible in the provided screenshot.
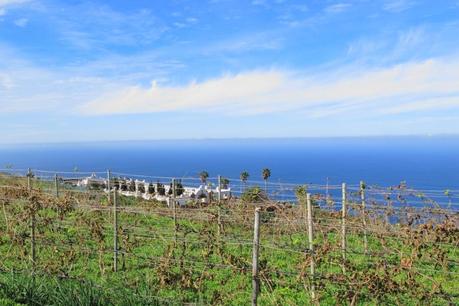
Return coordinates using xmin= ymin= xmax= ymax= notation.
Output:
xmin=0 ymin=0 xmax=459 ymax=143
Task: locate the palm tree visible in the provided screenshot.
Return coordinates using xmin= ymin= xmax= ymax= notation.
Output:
xmin=240 ymin=171 xmax=249 ymax=193
xmin=262 ymin=168 xmax=271 ymax=194
xmin=199 ymin=171 xmax=209 ymax=184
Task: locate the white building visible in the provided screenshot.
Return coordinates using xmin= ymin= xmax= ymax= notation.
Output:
xmin=77 ymin=175 xmax=231 ymax=207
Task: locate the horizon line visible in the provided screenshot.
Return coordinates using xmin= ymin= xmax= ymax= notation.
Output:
xmin=1 ymin=133 xmax=459 ymax=146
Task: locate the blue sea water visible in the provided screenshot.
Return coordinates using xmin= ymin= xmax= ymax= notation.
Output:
xmin=0 ymin=136 xmax=459 ymax=190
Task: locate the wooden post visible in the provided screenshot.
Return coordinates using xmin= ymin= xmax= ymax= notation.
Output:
xmin=360 ymin=181 xmax=368 ymax=255
xmin=107 ymin=170 xmax=111 ymax=204
xmin=27 ymin=168 xmax=36 ymax=270
xmin=252 ymin=207 xmax=261 ymax=306
xmin=31 ymin=199 xmax=36 ymax=271
xmin=341 ymin=183 xmax=347 ymax=273
xmin=172 ymin=178 xmax=177 ymax=244
xmin=113 ymin=185 xmax=118 ymax=272
xmin=217 ymin=175 xmax=222 ymax=237
xmin=306 ymin=193 xmax=316 ymax=301
xmin=302 ymin=185 xmax=308 ymax=221
xmin=54 ymin=174 xmax=59 ymax=197
xmin=27 ymin=168 xmax=32 ymax=191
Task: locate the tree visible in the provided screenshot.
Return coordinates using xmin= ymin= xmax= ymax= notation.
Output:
xmin=120 ymin=180 xmax=128 ymax=191
xmin=241 ymin=186 xmax=268 ymax=203
xmin=113 ymin=178 xmax=120 ymax=190
xmin=128 ymin=180 xmax=136 ymax=192
xmin=199 ymin=171 xmax=209 ymax=184
xmin=240 ymin=171 xmax=249 ymax=193
xmin=157 ymin=181 xmax=166 ymax=196
xmin=221 ymin=177 xmax=230 ymax=189
xmin=295 ymin=185 xmax=307 ymax=210
xmin=176 ymin=180 xmax=185 ymax=196
xmin=262 ymin=168 xmax=271 ymax=194
xmin=147 ymin=183 xmax=155 ymax=194
xmin=138 ymin=183 xmax=145 ymax=194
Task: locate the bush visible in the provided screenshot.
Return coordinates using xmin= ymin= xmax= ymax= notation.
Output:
xmin=241 ymin=186 xmax=268 ymax=203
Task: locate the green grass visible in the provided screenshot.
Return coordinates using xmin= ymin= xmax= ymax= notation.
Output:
xmin=0 ymin=177 xmax=458 ymax=305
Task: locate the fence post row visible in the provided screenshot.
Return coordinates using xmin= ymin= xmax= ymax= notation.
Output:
xmin=306 ymin=193 xmax=316 ymax=302
xmin=252 ymin=207 xmax=261 ymax=306
xmin=360 ymin=181 xmax=368 ymax=255
xmin=341 ymin=182 xmax=347 ymax=273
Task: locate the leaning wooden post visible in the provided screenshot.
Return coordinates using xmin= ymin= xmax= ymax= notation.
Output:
xmin=54 ymin=173 xmax=59 ymax=197
xmin=107 ymin=170 xmax=111 ymax=204
xmin=113 ymin=185 xmax=118 ymax=272
xmin=252 ymin=207 xmax=261 ymax=306
xmin=341 ymin=183 xmax=347 ymax=273
xmin=306 ymin=193 xmax=316 ymax=301
xmin=360 ymin=181 xmax=368 ymax=255
xmin=172 ymin=178 xmax=177 ymax=244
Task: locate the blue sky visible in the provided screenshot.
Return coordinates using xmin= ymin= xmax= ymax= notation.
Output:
xmin=0 ymin=0 xmax=459 ymax=143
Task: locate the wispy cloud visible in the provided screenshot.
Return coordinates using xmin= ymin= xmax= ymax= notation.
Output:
xmin=383 ymin=0 xmax=415 ymax=13
xmin=14 ymin=17 xmax=27 ymax=27
xmin=203 ymin=32 xmax=283 ymax=54
xmin=79 ymin=56 xmax=459 ymax=119
xmin=381 ymin=96 xmax=459 ymax=114
xmin=0 ymin=73 xmax=13 ymax=89
xmin=0 ymin=0 xmax=30 ymax=8
xmin=49 ymin=3 xmax=168 ymax=50
xmin=284 ymin=2 xmax=351 ymax=27
xmin=325 ymin=3 xmax=351 ymax=14
xmin=0 ymin=43 xmax=185 ymax=113
xmin=0 ymin=0 xmax=30 ymax=16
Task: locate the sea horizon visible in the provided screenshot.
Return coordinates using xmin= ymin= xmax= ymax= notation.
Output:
xmin=1 ymin=135 xmax=458 ymax=190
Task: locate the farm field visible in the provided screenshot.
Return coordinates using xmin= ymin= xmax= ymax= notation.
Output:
xmin=0 ymin=173 xmax=458 ymax=305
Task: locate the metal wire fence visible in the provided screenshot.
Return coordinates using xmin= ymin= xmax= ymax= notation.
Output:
xmin=0 ymin=168 xmax=458 ymax=304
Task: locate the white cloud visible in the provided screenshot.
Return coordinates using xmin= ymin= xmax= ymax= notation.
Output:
xmin=0 ymin=0 xmax=30 ymax=15
xmin=383 ymin=0 xmax=415 ymax=13
xmin=52 ymin=3 xmax=167 ymax=50
xmin=204 ymin=32 xmax=283 ymax=54
xmin=0 ymin=44 xmax=184 ymax=114
xmin=0 ymin=0 xmax=30 ymax=8
xmin=14 ymin=17 xmax=28 ymax=27
xmin=381 ymin=96 xmax=459 ymax=114
xmin=79 ymin=57 xmax=459 ymax=118
xmin=0 ymin=73 xmax=13 ymax=89
xmin=325 ymin=3 xmax=351 ymax=14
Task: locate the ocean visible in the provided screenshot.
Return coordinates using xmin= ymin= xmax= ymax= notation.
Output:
xmin=1 ymin=136 xmax=458 ymax=191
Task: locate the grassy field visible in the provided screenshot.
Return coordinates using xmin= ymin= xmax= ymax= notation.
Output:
xmin=0 ymin=174 xmax=458 ymax=305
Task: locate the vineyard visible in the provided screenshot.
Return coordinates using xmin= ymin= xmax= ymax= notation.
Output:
xmin=0 ymin=170 xmax=458 ymax=305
